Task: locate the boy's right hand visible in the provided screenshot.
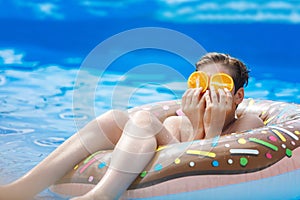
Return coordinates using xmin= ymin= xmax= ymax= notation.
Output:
xmin=181 ymin=88 xmax=206 ymax=139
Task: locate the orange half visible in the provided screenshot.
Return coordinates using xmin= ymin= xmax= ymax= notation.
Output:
xmin=210 ymin=73 xmax=234 ymax=91
xmin=187 ymin=71 xmax=209 ymax=92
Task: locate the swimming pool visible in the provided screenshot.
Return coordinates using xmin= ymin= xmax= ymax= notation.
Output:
xmin=1 ymin=1 xmax=300 ymax=199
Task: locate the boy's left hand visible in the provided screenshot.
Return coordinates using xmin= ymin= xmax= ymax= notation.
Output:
xmin=181 ymin=88 xmax=206 ymax=139
xmin=203 ymin=87 xmax=233 ymax=138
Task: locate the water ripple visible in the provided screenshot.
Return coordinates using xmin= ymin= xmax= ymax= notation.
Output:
xmin=34 ymin=137 xmax=65 ymax=147
xmin=59 ymin=112 xmax=88 ymax=120
xmin=0 ymin=102 xmax=18 ymax=113
xmin=0 ymin=75 xmax=6 ymax=85
xmin=0 ymin=126 xmax=34 ymax=136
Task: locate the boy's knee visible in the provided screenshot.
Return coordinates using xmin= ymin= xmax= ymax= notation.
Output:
xmin=163 ymin=116 xmax=182 ymax=134
xmin=126 ymin=110 xmax=163 ymax=138
xmin=131 ymin=110 xmax=153 ymax=128
xmin=163 ymin=116 xmax=181 ymax=127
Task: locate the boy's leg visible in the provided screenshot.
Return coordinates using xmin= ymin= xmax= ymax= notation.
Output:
xmin=0 ymin=110 xmax=129 ymax=200
xmin=163 ymin=116 xmax=182 ymax=141
xmin=71 ymin=110 xmax=165 ymax=200
xmin=163 ymin=115 xmax=204 ymax=142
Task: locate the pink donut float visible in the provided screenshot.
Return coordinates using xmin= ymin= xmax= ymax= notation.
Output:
xmin=50 ymin=99 xmax=300 ymax=199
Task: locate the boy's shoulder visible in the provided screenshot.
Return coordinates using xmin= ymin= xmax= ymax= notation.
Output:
xmin=233 ymin=114 xmax=264 ymax=133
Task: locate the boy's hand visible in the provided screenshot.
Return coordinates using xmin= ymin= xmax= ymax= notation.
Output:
xmin=181 ymin=88 xmax=206 ymax=140
xmin=203 ymin=87 xmax=233 ymax=138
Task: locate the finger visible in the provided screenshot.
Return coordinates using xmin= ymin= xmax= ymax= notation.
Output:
xmin=224 ymin=88 xmax=232 ymax=97
xmin=187 ymin=88 xmax=196 ymax=105
xmin=224 ymin=88 xmax=233 ymax=102
xmin=182 ymin=89 xmax=192 ymax=106
xmin=224 ymin=88 xmax=233 ymax=109
xmin=199 ymin=87 xmax=206 ymax=104
xmin=191 ymin=87 xmax=202 ymax=106
xmin=218 ymin=88 xmax=226 ymax=105
xmin=210 ymin=86 xmax=218 ymax=103
xmin=198 ymin=87 xmax=203 ymax=94
xmin=198 ymin=87 xmax=204 ymax=98
xmin=199 ymin=90 xmax=206 ymax=106
xmin=204 ymin=90 xmax=211 ymax=107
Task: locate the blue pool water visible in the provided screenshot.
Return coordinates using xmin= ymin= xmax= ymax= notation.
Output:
xmin=1 ymin=1 xmax=300 ymax=199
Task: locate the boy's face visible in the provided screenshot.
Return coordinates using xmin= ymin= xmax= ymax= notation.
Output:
xmin=198 ymin=63 xmax=244 ymax=121
xmin=198 ymin=63 xmax=235 ymax=94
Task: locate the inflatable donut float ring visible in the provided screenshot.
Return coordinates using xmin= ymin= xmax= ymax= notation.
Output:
xmin=50 ymin=99 xmax=300 ymax=199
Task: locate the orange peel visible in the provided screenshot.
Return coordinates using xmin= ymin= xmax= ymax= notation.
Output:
xmin=187 ymin=71 xmax=209 ymax=92
xmin=210 ymin=73 xmax=234 ymax=91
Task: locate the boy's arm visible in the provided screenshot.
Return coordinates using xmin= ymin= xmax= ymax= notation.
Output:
xmin=232 ymin=114 xmax=264 ymax=133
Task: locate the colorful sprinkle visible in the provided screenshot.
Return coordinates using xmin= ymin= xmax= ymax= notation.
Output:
xmin=270 ymin=129 xmax=286 ymax=142
xmin=269 ymin=126 xmax=299 ymax=141
xmin=261 ymin=130 xmax=268 ymax=134
xmin=174 ymin=158 xmax=181 ymax=164
xmin=212 ymin=160 xmax=219 ymax=167
xmin=142 ymin=107 xmax=151 ymax=111
xmin=84 ymin=151 xmax=100 ymax=164
xmin=249 ymin=138 xmax=278 ymax=151
xmin=154 ymin=164 xmax=163 ymax=171
xmin=156 ymin=145 xmax=168 ymax=152
xmin=74 ymin=164 xmax=79 ymax=170
xmin=175 ymin=109 xmax=185 ymax=116
xmin=281 ymin=144 xmax=286 ymax=149
xmin=230 ymin=149 xmax=259 ymax=155
xmin=176 ymin=101 xmax=182 ymax=105
xmin=286 ymin=149 xmax=292 ymax=157
xmin=266 ymin=152 xmax=272 ymax=159
xmin=238 ymin=138 xmax=247 ymax=144
xmin=211 ymin=136 xmax=220 ymax=147
xmin=240 ymin=157 xmax=248 ymax=167
xmin=186 ymin=150 xmax=216 ymax=158
xmin=189 ymin=161 xmax=195 ymax=167
xmin=228 ymin=159 xmax=233 ymax=165
xmin=140 ymin=171 xmax=147 ymax=178
xmin=288 ymin=125 xmax=294 ymax=129
xmin=80 ymin=158 xmax=97 ymax=174
xmin=225 ymin=144 xmax=230 ymax=148
xmin=88 ymin=176 xmax=94 ymax=182
xmin=163 ymin=105 xmax=170 ymax=110
xmin=98 ymin=162 xmax=106 ymax=169
xmin=291 ymin=141 xmax=296 ymax=146
xmin=295 ymin=131 xmax=300 ymax=135
xmin=268 ymin=135 xmax=277 ymax=142
xmin=264 ymin=116 xmax=275 ymax=125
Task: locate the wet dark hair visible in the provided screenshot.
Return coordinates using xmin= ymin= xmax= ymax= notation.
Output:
xmin=195 ymin=52 xmax=250 ymax=93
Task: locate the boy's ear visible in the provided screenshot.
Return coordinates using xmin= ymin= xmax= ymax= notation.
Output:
xmin=234 ymin=87 xmax=244 ymax=104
